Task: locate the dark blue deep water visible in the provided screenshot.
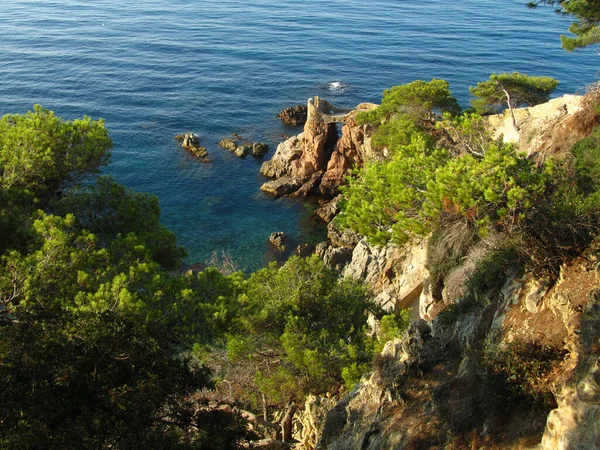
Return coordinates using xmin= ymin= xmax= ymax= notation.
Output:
xmin=0 ymin=0 xmax=598 ymax=270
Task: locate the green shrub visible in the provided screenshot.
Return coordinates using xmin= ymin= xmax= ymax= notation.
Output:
xmin=484 ymin=340 xmax=564 ymax=404
xmin=374 ymin=310 xmax=410 ymax=354
xmin=572 ymin=125 xmax=600 ymax=194
xmin=226 ymin=255 xmax=376 ymax=401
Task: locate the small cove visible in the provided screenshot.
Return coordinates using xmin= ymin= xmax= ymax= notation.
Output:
xmin=0 ymin=0 xmax=598 ymax=271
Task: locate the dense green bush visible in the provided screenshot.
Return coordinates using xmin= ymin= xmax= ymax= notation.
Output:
xmin=225 ymin=255 xmax=377 ymax=400
xmin=338 ymin=134 xmax=449 ymax=245
xmin=571 ymin=125 xmax=600 ymax=194
xmin=470 ymin=72 xmax=559 ymax=116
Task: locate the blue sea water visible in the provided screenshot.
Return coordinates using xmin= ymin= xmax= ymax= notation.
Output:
xmin=0 ymin=0 xmax=598 ymax=271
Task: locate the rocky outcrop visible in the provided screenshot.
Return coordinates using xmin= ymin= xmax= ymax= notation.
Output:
xmin=326 ymin=220 xmax=360 ymax=249
xmin=315 ymin=243 xmax=353 ymax=272
xmin=320 ymin=115 xmax=373 ymax=196
xmin=294 ymin=394 xmax=341 ymax=450
xmin=175 ymin=133 xmax=209 ymax=160
xmin=291 ymin=171 xmax=324 ymax=197
xmin=252 ymin=142 xmax=270 ymax=157
xmin=260 ymin=97 xmax=376 ymax=198
xmin=315 ymin=322 xmax=430 ymax=450
xmin=312 ymin=249 xmax=600 ymax=449
xmin=316 ymin=230 xmax=427 ymax=318
xmin=538 ymin=264 xmax=600 ymax=450
xmin=292 ymin=121 xmax=336 ymax=181
xmin=297 ymin=92 xmax=600 ymax=449
xmin=278 ymin=105 xmax=308 ymax=127
xmin=486 ymin=93 xmax=596 ymax=161
xmin=219 ymin=135 xmax=269 ymax=158
xmin=260 ymin=177 xmax=302 ymax=197
xmin=269 ymin=232 xmax=287 ymax=251
xmin=313 ymin=196 xmax=342 ymax=224
xmin=260 ymin=135 xmax=304 ymax=179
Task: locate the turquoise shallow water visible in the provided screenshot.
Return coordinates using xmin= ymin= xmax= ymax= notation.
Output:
xmin=0 ymin=0 xmax=598 ymax=271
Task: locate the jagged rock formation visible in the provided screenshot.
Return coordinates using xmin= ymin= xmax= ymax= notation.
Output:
xmin=278 ymin=105 xmax=308 ymax=127
xmin=175 ymin=132 xmax=209 ymax=160
xmin=260 ymin=97 xmax=377 ymax=198
xmin=269 ymin=231 xmax=287 ymax=251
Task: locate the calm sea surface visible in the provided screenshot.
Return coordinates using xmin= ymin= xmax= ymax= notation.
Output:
xmin=0 ymin=0 xmax=598 ymax=270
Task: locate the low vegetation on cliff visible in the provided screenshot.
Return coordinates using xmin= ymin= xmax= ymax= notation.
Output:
xmin=340 ymin=77 xmax=600 ymax=277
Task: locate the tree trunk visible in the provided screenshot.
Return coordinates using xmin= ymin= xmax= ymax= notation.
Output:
xmin=280 ymin=402 xmax=297 ymax=442
xmin=502 ymin=86 xmax=520 ymax=131
xmin=262 ymin=393 xmax=269 ymax=422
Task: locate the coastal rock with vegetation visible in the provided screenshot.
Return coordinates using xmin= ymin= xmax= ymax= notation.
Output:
xmin=2 ymin=2 xmax=599 ymax=449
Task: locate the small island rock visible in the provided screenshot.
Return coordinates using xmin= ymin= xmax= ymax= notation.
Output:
xmin=269 ymin=232 xmax=287 ymax=251
xmin=218 ymin=138 xmax=238 ymax=152
xmin=251 ymin=142 xmax=269 ymax=157
xmin=175 ymin=133 xmax=209 ymax=161
xmin=278 ymin=105 xmax=308 ymax=127
xmin=234 ymin=145 xmax=249 ymax=158
xmin=219 ymin=136 xmax=264 ymax=158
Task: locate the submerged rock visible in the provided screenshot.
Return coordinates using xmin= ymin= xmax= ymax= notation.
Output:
xmin=295 ymin=243 xmax=314 ymax=258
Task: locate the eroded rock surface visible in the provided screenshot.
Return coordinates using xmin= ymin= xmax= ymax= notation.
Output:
xmin=278 ymin=105 xmax=308 ymax=127
xmin=260 ymin=98 xmax=376 ymax=197
xmin=486 ymin=94 xmax=595 ymax=160
xmin=269 ymin=231 xmax=287 ymax=251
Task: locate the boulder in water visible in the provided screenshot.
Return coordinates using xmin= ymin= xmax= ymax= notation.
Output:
xmin=218 ymin=137 xmax=238 ymax=152
xmin=251 ymin=142 xmax=269 ymax=157
xmin=269 ymin=231 xmax=287 ymax=251
xmin=278 ymin=105 xmax=308 ymax=127
xmin=175 ymin=133 xmax=209 ymax=161
xmin=260 ymin=176 xmax=302 ymax=197
xmin=219 ymin=135 xmax=267 ymax=158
